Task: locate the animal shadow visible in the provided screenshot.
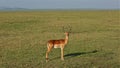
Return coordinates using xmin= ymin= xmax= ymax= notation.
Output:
xmin=64 ymin=50 xmax=98 ymax=57
xmin=51 ymin=50 xmax=98 ymax=61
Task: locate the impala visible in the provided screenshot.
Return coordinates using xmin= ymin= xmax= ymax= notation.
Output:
xmin=46 ymin=26 xmax=71 ymax=62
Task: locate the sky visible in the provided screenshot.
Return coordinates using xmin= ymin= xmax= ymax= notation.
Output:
xmin=0 ymin=0 xmax=119 ymax=9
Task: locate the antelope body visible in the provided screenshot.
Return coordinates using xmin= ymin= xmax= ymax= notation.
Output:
xmin=46 ymin=32 xmax=69 ymax=62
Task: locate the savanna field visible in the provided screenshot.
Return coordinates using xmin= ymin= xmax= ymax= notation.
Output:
xmin=0 ymin=10 xmax=120 ymax=68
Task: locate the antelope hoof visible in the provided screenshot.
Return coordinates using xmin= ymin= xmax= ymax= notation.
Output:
xmin=61 ymin=58 xmax=64 ymax=61
xmin=46 ymin=58 xmax=49 ymax=62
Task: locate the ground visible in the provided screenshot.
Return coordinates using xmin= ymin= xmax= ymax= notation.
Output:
xmin=0 ymin=10 xmax=120 ymax=68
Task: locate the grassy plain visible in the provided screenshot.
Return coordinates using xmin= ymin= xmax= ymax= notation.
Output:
xmin=0 ymin=10 xmax=120 ymax=68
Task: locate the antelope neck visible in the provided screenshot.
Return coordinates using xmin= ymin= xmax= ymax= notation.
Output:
xmin=65 ymin=34 xmax=69 ymax=44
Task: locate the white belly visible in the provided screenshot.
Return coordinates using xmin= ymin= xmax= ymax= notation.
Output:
xmin=54 ymin=45 xmax=61 ymax=48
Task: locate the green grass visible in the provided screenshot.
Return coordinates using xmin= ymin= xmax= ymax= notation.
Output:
xmin=0 ymin=10 xmax=120 ymax=68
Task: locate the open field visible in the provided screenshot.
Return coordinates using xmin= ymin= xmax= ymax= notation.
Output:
xmin=0 ymin=10 xmax=120 ymax=68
